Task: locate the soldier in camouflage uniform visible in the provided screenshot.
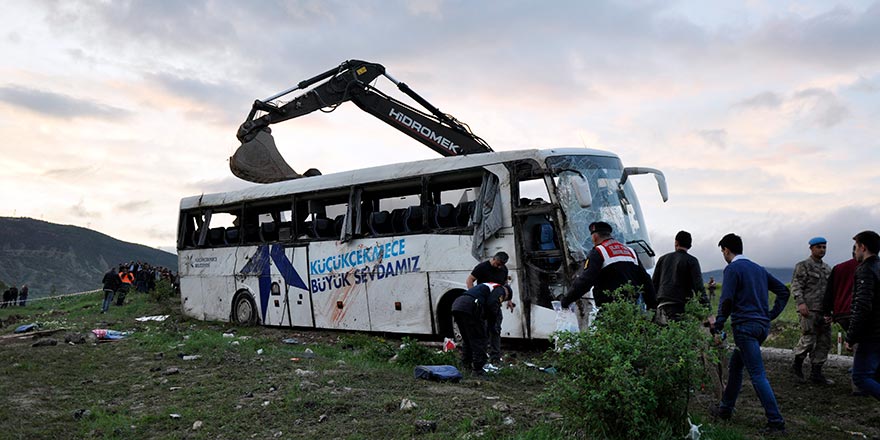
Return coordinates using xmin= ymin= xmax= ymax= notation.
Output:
xmin=791 ymin=237 xmax=834 ymax=384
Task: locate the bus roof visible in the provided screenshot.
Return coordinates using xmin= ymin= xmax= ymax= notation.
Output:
xmin=180 ymin=147 xmax=618 ymax=210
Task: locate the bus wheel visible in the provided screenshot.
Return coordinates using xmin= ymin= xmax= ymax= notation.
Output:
xmin=231 ymin=292 xmax=258 ymax=325
xmin=437 ymin=290 xmax=463 ymax=343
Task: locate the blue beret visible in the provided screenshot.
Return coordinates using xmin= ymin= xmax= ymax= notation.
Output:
xmin=808 ymin=237 xmax=827 ymax=246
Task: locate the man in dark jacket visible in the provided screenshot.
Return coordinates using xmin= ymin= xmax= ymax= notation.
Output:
xmin=652 ymin=230 xmax=709 ymax=323
xmin=101 ymin=267 xmax=122 ymax=313
xmin=560 ymin=221 xmax=657 ymax=310
xmin=846 ymin=230 xmax=880 ymax=400
xmin=452 ymin=283 xmax=508 ymax=374
xmin=710 ymin=233 xmax=789 ymax=435
xmin=18 ymin=284 xmax=28 ymax=307
xmin=466 ymin=251 xmax=511 ymax=365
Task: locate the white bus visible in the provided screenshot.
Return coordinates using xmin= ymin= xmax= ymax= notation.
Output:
xmin=177 ymin=148 xmax=667 ymax=339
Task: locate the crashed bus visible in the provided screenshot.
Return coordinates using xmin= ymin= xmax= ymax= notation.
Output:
xmin=177 ymin=147 xmax=667 ymax=339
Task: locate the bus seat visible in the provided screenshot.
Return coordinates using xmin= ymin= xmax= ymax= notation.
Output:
xmin=434 ymin=203 xmax=455 ymax=228
xmin=303 ymin=220 xmax=314 ymax=238
xmin=369 ymin=211 xmax=392 ymax=235
xmin=455 ymin=201 xmax=476 ymax=227
xmin=404 ymin=206 xmax=424 ymax=232
xmin=535 ymin=222 xmax=561 ymax=270
xmin=225 ymin=227 xmax=240 ymax=244
xmin=334 ymin=215 xmax=345 ymax=236
xmin=312 ymin=217 xmax=334 ymax=238
xmin=243 ymin=224 xmax=260 ymax=243
xmin=208 ymin=227 xmax=226 ymax=245
xmin=260 ymin=222 xmax=278 ymax=242
xmin=277 ymin=221 xmax=292 ymax=241
xmin=391 ymin=208 xmax=408 ymax=233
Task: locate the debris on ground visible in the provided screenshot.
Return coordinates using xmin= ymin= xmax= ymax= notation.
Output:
xmin=169 ymin=414 xmax=181 ymax=419
xmin=15 ymin=323 xmax=38 ymax=333
xmin=414 ymin=365 xmax=462 ymax=382
xmin=32 ymin=338 xmax=58 ymax=347
xmin=400 ymin=398 xmax=418 ymax=411
xmin=64 ymin=333 xmax=86 ymax=344
xmin=135 ymin=315 xmax=169 ymax=322
xmin=163 ymin=367 xmax=180 ymax=376
xmin=414 ymin=419 xmax=438 ymax=433
xmin=192 ymin=420 xmax=203 ymax=430
xmin=281 ymin=338 xmax=300 ymax=344
xmin=178 ymin=354 xmax=201 ymax=361
xmin=91 ymin=329 xmax=129 ymax=340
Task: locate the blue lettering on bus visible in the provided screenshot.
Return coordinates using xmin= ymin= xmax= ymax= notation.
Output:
xmin=309 ymin=239 xmax=408 ymax=275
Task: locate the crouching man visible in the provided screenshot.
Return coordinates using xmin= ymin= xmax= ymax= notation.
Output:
xmin=452 ymin=283 xmax=509 ymax=375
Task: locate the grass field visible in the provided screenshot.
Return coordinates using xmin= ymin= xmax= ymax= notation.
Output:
xmin=1 ymin=289 xmax=877 ymax=439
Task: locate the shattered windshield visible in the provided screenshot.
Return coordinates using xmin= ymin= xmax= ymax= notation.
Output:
xmin=546 ymin=155 xmax=653 ymax=267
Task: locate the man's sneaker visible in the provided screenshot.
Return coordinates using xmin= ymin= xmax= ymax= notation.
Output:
xmin=757 ymin=423 xmax=787 ymax=436
xmin=483 ymin=363 xmax=501 ymax=374
xmin=708 ymin=404 xmax=732 ymax=421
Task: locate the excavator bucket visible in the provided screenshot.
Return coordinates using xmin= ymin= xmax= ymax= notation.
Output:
xmin=229 ymin=130 xmax=301 ymax=183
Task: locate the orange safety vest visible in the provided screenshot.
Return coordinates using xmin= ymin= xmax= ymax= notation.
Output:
xmin=119 ymin=272 xmax=134 ymax=285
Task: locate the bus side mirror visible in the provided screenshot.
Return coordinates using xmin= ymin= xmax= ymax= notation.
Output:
xmin=572 ymin=176 xmax=593 ymax=208
xmin=620 ymin=167 xmax=669 ymax=203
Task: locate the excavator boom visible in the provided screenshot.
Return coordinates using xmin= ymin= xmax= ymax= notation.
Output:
xmin=230 ymin=60 xmax=492 ymax=183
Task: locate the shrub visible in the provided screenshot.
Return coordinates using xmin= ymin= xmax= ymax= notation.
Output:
xmin=541 ymin=286 xmax=711 ymax=439
xmin=148 ymin=279 xmax=175 ymax=303
xmin=395 ymin=337 xmax=458 ymax=367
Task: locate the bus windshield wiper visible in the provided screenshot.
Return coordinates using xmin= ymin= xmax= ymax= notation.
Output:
xmin=626 ymin=239 xmax=655 ymax=258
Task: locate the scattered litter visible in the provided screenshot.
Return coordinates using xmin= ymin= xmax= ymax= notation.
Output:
xmin=183 ymin=335 xmax=190 ymax=340
xmin=492 ymin=402 xmax=510 ymax=412
xmin=846 ymin=432 xmax=867 ymax=439
xmin=295 ymin=369 xmax=316 ymax=377
xmin=170 ymin=414 xmax=181 ymax=419
xmin=482 ymin=363 xmax=501 ymax=374
xmin=32 ymin=338 xmax=58 ymax=347
xmin=230 ymin=341 xmax=240 ymax=346
xmin=290 ymin=358 xmax=301 ymax=362
xmin=169 ymin=387 xmax=182 ymax=391
xmin=222 ymin=333 xmax=235 ymax=338
xmin=256 ymin=348 xmax=264 ymax=355
xmin=686 ymin=417 xmax=702 ymax=440
xmin=399 ymin=398 xmax=417 ymax=411
xmin=442 ymin=337 xmax=456 ymax=352
xmin=163 ymin=367 xmax=180 ymax=376
xmin=91 ymin=329 xmax=129 ymax=340
xmin=414 ymin=365 xmax=462 ymax=382
xmin=503 ymin=416 xmax=516 ymax=426
xmin=180 ymin=355 xmax=201 ymax=361
xmin=484 ymin=396 xmax=500 ymax=400
xmin=262 ymin=401 xmax=270 ymax=407
xmin=281 ymin=338 xmax=300 ymax=345
xmin=15 ymin=324 xmax=38 ymax=334
xmin=304 ymin=348 xmax=314 ymax=354
xmin=291 ymin=351 xmax=316 ymax=359
xmin=192 ymin=420 xmax=203 ymax=430
xmin=135 ymin=315 xmax=169 ymax=322
xmin=414 ymin=419 xmax=437 ymax=433
xmin=524 ymin=362 xmax=557 ymax=374
xmin=273 ymin=431 xmax=283 ymax=438
xmin=318 ymin=414 xmax=328 ymax=423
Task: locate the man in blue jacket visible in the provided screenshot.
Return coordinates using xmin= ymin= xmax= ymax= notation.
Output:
xmin=710 ymin=233 xmax=790 ymax=435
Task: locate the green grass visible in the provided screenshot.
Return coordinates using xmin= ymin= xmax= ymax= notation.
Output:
xmin=2 ymin=289 xmax=876 ymax=439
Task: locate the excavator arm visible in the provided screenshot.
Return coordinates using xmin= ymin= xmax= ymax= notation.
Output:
xmin=231 ymin=59 xmax=493 ymax=183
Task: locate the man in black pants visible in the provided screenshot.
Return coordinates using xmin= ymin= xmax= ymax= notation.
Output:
xmin=466 ymin=252 xmax=511 ymax=365
xmin=452 ymin=283 xmax=508 ymax=375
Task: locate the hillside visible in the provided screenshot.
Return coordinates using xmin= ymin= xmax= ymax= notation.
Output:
xmin=0 ymin=217 xmax=176 ymax=297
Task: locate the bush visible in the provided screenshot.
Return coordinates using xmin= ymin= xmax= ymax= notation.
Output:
xmin=395 ymin=337 xmax=458 ymax=368
xmin=541 ymin=286 xmax=711 ymax=439
xmin=148 ymin=279 xmax=176 ymax=303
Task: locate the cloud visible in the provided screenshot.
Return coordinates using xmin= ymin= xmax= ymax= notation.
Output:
xmin=69 ymin=200 xmax=101 ymax=219
xmin=43 ymin=166 xmax=101 ymax=178
xmin=791 ymin=88 xmax=850 ymax=128
xmin=735 ymin=91 xmax=783 ymax=109
xmin=695 ymin=129 xmax=727 ymax=148
xmin=184 ymin=176 xmax=257 ymax=194
xmin=0 ymin=86 xmax=131 ymax=120
xmin=116 ymin=200 xmax=152 ymax=213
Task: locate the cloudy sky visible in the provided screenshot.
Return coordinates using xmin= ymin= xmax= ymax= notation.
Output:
xmin=1 ymin=0 xmax=879 ymax=271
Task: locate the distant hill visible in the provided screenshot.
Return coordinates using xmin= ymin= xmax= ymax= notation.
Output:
xmin=0 ymin=217 xmax=176 ymax=298
xmin=703 ymin=267 xmax=794 ymax=285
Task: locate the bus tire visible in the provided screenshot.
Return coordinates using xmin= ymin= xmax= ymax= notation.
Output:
xmin=437 ymin=290 xmax=464 ymax=342
xmin=231 ymin=291 xmax=258 ymax=326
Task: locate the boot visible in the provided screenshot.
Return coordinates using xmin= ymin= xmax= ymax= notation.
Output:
xmin=810 ymin=364 xmax=834 ymax=385
xmin=791 ymin=355 xmax=805 ymax=381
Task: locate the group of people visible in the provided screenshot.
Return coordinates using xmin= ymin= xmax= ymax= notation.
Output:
xmin=1 ymin=284 xmax=28 ymax=308
xmin=495 ymin=220 xmax=879 ymax=435
xmin=100 ymin=261 xmax=177 ymax=313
